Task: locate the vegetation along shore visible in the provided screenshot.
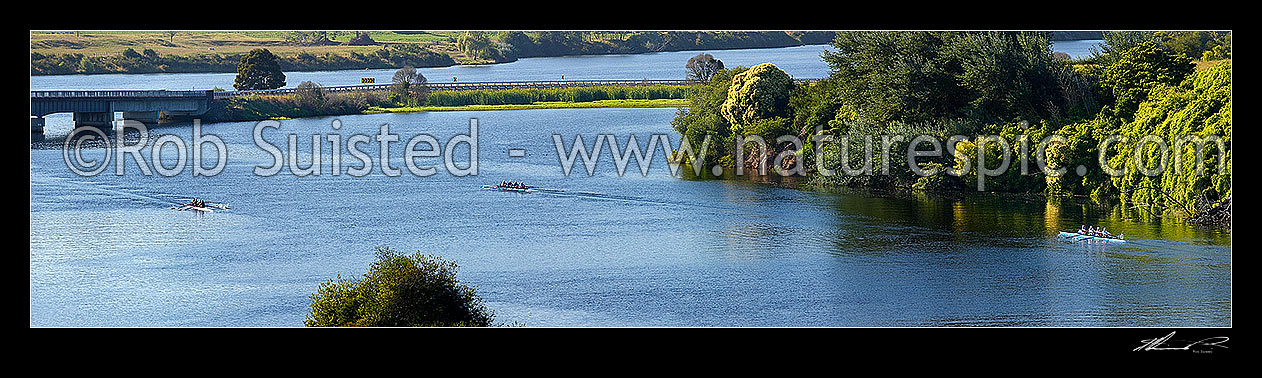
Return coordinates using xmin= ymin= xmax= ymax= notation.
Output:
xmin=669 ymin=31 xmax=1230 ymax=227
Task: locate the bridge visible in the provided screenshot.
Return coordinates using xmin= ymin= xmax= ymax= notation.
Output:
xmin=30 ymin=79 xmax=772 ymax=134
xmin=213 ymin=79 xmax=697 ymax=99
xmin=30 ymin=90 xmax=215 ymax=133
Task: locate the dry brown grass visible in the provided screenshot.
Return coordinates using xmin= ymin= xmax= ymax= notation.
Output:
xmin=1195 ymin=58 xmax=1231 ymax=71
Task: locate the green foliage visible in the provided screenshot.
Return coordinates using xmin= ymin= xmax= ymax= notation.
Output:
xmin=1046 ymin=113 xmax=1123 ymax=197
xmin=1099 ymin=41 xmax=1195 ymax=119
xmin=949 ymin=32 xmax=1066 ymax=123
xmin=426 ymin=85 xmax=692 ymax=107
xmin=305 ymin=246 xmax=494 ymax=327
xmin=1201 ymin=45 xmax=1230 ymax=61
xmin=948 ymin=121 xmax=1056 ymax=193
xmin=205 ymin=90 xmax=387 ymax=122
xmin=233 ymin=48 xmax=286 ymax=90
xmin=824 ymin=31 xmax=1067 ymax=128
xmin=1107 ymin=62 xmax=1231 ymax=215
xmin=671 ymin=67 xmax=747 ymax=167
xmin=1096 ymin=31 xmax=1230 ymax=66
xmin=456 ymin=31 xmax=501 ymax=61
xmin=390 ymin=66 xmax=429 ymax=107
xmin=721 ymin=63 xmax=795 ymax=132
xmin=293 ymin=81 xmax=326 ymax=109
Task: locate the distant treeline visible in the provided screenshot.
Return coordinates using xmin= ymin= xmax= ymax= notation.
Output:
xmin=498 ymin=31 xmax=836 ymax=59
xmin=1050 ymin=31 xmax=1104 ymax=41
xmin=30 ymin=44 xmax=455 ymax=75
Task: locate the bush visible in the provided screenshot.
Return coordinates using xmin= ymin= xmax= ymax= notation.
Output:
xmin=293 ymin=81 xmax=326 ymax=109
xmin=306 ymin=246 xmax=494 ymax=327
xmin=721 ymin=63 xmax=794 ymax=128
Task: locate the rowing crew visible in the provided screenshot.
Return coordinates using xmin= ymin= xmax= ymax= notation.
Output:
xmin=186 ymin=198 xmax=207 ymax=208
xmin=1077 ymin=225 xmax=1122 ymax=239
xmin=497 ymin=181 xmax=529 ymax=189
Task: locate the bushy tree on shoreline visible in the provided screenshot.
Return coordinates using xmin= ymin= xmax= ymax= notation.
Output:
xmin=306 ymin=246 xmax=494 ymax=327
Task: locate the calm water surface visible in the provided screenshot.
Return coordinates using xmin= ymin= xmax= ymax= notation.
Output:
xmin=30 ymin=107 xmax=1230 ymax=327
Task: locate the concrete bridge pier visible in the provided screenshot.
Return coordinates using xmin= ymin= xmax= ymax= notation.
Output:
xmin=31 ymin=116 xmax=45 ymax=133
xmin=121 ymin=111 xmax=160 ymax=126
xmin=73 ymin=111 xmax=114 ymax=129
xmin=31 ymin=116 xmax=45 ymax=143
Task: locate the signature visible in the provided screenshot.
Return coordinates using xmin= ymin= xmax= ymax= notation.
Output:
xmin=1134 ymin=331 xmax=1229 ymax=352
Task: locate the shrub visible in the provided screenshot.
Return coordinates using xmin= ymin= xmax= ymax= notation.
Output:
xmin=305 ymin=246 xmax=494 ymax=327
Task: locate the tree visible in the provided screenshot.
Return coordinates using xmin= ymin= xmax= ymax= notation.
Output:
xmin=1100 ymin=41 xmax=1194 ymax=119
xmin=947 ymin=31 xmax=1064 ymax=122
xmin=294 ymin=81 xmax=326 ymax=109
xmin=824 ymin=31 xmax=969 ymax=125
xmin=456 ymin=31 xmax=497 ymax=61
xmin=500 ymin=31 xmax=537 ymax=58
xmin=721 ymin=63 xmax=794 ymax=129
xmin=345 ymin=32 xmax=377 ymax=46
xmin=305 ymin=246 xmax=494 ymax=327
xmin=824 ymin=31 xmax=1070 ymax=128
xmin=686 ymin=53 xmax=724 ymax=83
xmin=390 ymin=65 xmax=428 ymax=106
xmin=233 ymin=48 xmax=286 ymax=90
xmin=671 ymin=67 xmax=746 ymax=167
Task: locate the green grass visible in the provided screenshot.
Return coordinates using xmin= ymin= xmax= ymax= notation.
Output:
xmin=365 ymin=99 xmax=688 ymax=113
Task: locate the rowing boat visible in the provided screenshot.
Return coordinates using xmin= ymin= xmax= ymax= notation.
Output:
xmin=174 ymin=204 xmax=214 ymax=213
xmin=482 ymin=185 xmax=536 ymax=193
xmin=1058 ymin=231 xmax=1126 ymax=243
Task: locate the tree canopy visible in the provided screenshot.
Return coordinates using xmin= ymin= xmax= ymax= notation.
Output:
xmin=1099 ymin=41 xmax=1195 ymax=119
xmin=233 ymin=48 xmax=286 ymax=90
xmin=721 ymin=63 xmax=794 ymax=129
xmin=686 ymin=53 xmax=725 ymax=83
xmin=390 ymin=65 xmax=429 ymax=106
xmin=306 ymin=246 xmax=494 ymax=327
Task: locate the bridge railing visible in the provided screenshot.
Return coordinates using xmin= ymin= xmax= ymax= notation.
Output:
xmin=31 ymin=90 xmax=214 ymax=98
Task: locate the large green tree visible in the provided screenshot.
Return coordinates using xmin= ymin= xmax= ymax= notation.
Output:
xmin=721 ymin=63 xmax=794 ymax=130
xmin=233 ymin=48 xmax=286 ymax=90
xmin=823 ymin=31 xmax=1066 ymax=128
xmin=306 ymin=246 xmax=494 ymax=327
xmin=1099 ymin=41 xmax=1195 ymax=119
